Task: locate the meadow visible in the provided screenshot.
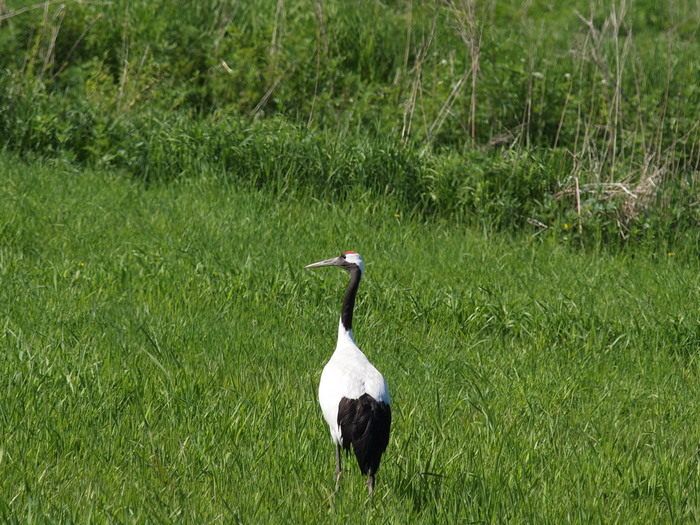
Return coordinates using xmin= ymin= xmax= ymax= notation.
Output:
xmin=2 ymin=0 xmax=699 ymax=247
xmin=1 ymin=0 xmax=700 ymax=522
xmin=1 ymin=153 xmax=699 ymax=523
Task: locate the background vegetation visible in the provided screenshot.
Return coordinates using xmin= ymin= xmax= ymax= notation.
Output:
xmin=1 ymin=0 xmax=699 ymax=249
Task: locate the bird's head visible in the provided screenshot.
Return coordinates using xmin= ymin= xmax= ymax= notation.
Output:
xmin=305 ymin=251 xmax=365 ymax=274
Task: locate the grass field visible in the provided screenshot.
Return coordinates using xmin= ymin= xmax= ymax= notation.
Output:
xmin=1 ymin=152 xmax=699 ymax=523
xmin=1 ymin=0 xmax=699 ymax=521
xmin=2 ymin=0 xmax=700 ymax=247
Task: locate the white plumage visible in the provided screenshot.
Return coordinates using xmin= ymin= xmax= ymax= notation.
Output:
xmin=319 ymin=319 xmax=391 ymax=444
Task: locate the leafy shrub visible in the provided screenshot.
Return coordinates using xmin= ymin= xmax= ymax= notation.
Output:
xmin=1 ymin=0 xmax=699 ymax=251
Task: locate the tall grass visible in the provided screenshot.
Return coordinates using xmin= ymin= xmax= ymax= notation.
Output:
xmin=1 ymin=0 xmax=699 ymax=248
xmin=1 ymin=152 xmax=699 ymax=522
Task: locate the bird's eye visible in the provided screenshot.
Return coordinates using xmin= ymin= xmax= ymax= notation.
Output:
xmin=340 ymin=253 xmax=346 ymax=259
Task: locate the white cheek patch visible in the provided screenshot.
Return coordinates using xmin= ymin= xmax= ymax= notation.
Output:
xmin=344 ymin=252 xmax=365 ymax=274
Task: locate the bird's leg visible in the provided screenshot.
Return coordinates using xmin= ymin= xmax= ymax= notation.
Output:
xmin=367 ymin=474 xmax=375 ymax=495
xmin=332 ymin=444 xmax=345 ymax=494
xmin=335 ymin=443 xmax=342 ymax=482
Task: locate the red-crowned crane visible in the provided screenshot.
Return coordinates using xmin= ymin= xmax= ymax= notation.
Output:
xmin=306 ymin=251 xmax=391 ymax=495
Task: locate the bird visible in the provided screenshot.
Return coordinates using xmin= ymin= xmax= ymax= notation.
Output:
xmin=305 ymin=251 xmax=391 ymax=495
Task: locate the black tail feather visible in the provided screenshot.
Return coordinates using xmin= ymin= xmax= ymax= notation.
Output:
xmin=338 ymin=394 xmax=391 ymax=476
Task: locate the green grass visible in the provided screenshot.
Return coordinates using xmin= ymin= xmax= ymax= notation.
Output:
xmin=1 ymin=0 xmax=699 ymax=248
xmin=1 ymin=152 xmax=699 ymax=523
xmin=2 ymin=1 xmax=698 ymax=520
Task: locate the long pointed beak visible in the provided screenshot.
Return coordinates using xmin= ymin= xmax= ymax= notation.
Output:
xmin=305 ymin=257 xmax=341 ymax=269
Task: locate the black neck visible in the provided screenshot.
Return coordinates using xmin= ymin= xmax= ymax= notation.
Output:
xmin=341 ymin=268 xmax=362 ymax=331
